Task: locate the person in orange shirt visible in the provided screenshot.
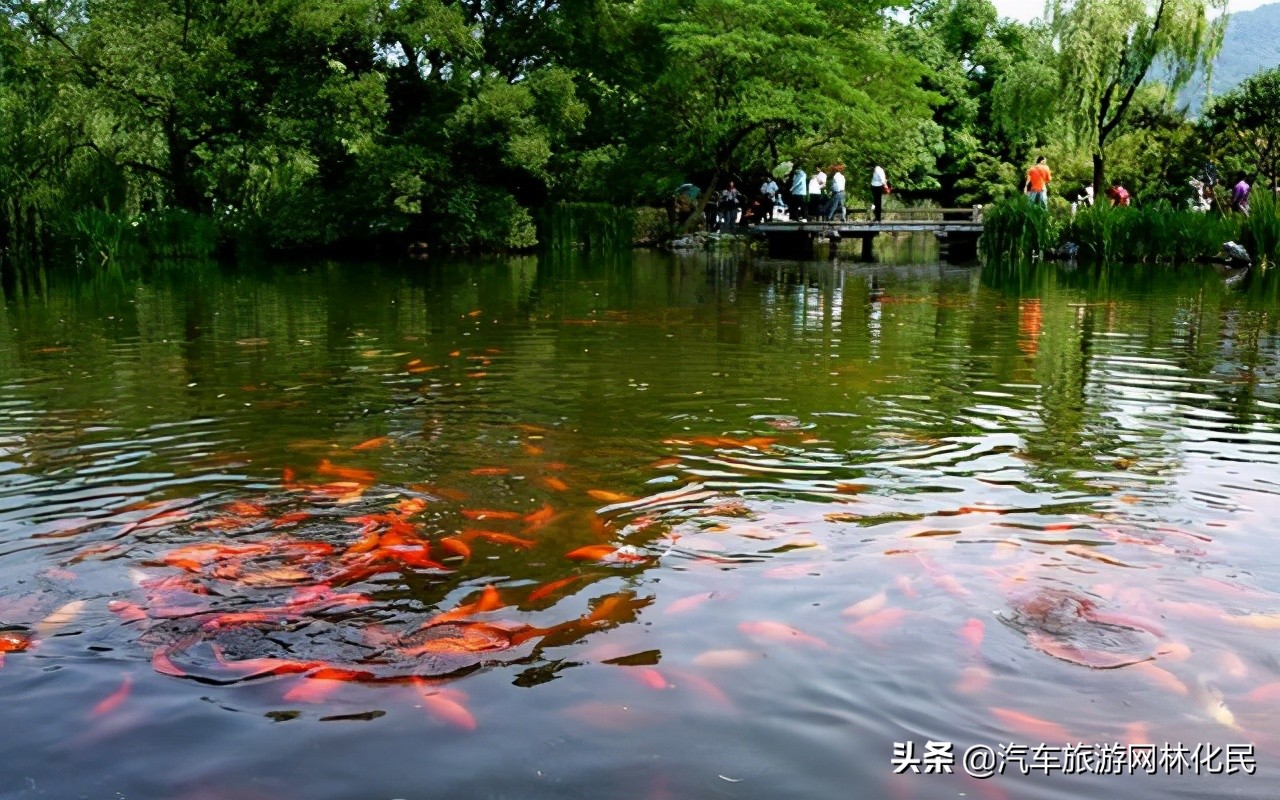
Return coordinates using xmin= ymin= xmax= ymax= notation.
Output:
xmin=1024 ymin=156 xmax=1051 ymax=206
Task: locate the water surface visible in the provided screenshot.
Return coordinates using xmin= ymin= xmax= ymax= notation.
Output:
xmin=2 ymin=254 xmax=1279 ymax=799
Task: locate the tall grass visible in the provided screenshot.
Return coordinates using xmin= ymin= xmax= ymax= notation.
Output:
xmin=1241 ymin=190 xmax=1280 ymax=268
xmin=542 ymin=202 xmax=634 ymax=252
xmin=982 ymin=197 xmax=1245 ymax=265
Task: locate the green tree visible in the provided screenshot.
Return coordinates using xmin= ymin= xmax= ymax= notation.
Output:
xmin=1049 ymin=0 xmax=1226 ymax=196
xmin=1203 ymin=67 xmax=1280 ymax=188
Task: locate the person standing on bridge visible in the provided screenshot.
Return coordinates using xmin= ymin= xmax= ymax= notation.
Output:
xmin=1024 ymin=156 xmax=1051 ymax=206
xmin=760 ymin=174 xmax=779 ymax=222
xmin=870 ymin=164 xmax=890 ymax=223
xmin=788 ymin=166 xmax=807 ymax=222
xmin=808 ymin=167 xmax=827 ymax=220
xmin=824 ymin=164 xmax=847 ymax=221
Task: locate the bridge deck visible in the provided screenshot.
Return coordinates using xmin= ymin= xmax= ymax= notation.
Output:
xmin=751 ymin=220 xmax=983 ymax=235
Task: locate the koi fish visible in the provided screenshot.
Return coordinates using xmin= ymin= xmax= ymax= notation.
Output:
xmin=316 ymin=460 xmax=377 ymax=484
xmin=1121 ymin=721 xmax=1151 ymax=745
xmin=273 ymin=511 xmax=312 ymax=527
xmin=665 ymin=591 xmax=718 ymax=615
xmin=1155 ymin=640 xmax=1192 ymax=662
xmin=523 ymin=505 xmax=556 ymax=529
xmin=989 ymin=707 xmax=1070 ymax=741
xmin=1026 ymin=632 xmax=1149 ymax=669
xmin=1127 ymin=662 xmax=1188 ymax=695
xmin=960 ymin=618 xmax=985 ymax=653
xmin=584 ymin=592 xmax=651 ymax=625
xmin=211 ymin=647 xmax=322 ymax=679
xmin=90 ymin=676 xmax=133 ymax=716
xmin=422 ymin=586 xmax=505 ymax=627
xmin=394 ymin=497 xmax=430 ymax=515
xmin=631 ymin=667 xmax=669 ymax=690
xmin=0 ymin=631 xmax=31 ymax=652
xmin=565 ymin=544 xmax=648 ymax=563
xmin=461 ymin=509 xmax=523 ymax=521
xmin=588 ymin=489 xmax=634 ymax=504
xmin=225 ymin=501 xmax=267 ymax=517
xmin=691 ymin=649 xmax=760 ymax=669
xmin=470 ymin=467 xmax=510 ymax=477
xmin=526 ymin=575 xmax=587 ymax=603
xmin=414 ymin=680 xmax=476 ymax=730
xmin=665 ymin=668 xmax=735 ymax=710
xmin=542 ymin=476 xmax=569 ymax=492
xmin=36 ymin=600 xmax=88 ymax=638
xmin=1244 ymin=681 xmax=1280 ymax=703
xmin=352 ymin=436 xmax=391 ymax=451
xmin=738 ymin=621 xmax=828 ymax=649
xmin=462 ymin=531 xmax=535 ymax=549
xmin=151 ymin=644 xmax=188 ymax=677
xmin=954 ymin=666 xmax=991 ymax=694
xmin=438 ymin=537 xmax=471 ymax=559
xmin=846 ymin=607 xmax=909 ymax=639
xmin=842 ymin=591 xmax=888 ymax=619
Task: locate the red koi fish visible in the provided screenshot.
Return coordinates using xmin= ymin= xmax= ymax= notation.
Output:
xmin=90 ymin=676 xmax=133 ymax=717
xmin=273 ymin=511 xmax=312 ymax=528
xmin=1026 ymin=632 xmax=1149 ymax=669
xmin=211 ymin=646 xmax=323 ymax=679
xmin=151 ymin=643 xmax=189 ymax=677
xmin=316 ymin=459 xmax=377 ymax=484
xmin=414 ymin=680 xmax=476 ymax=730
xmin=352 ymin=436 xmax=391 ymax=451
xmin=1127 ymin=661 xmax=1188 ymax=695
xmin=664 ymin=591 xmax=718 ymax=615
xmin=461 ymin=509 xmax=523 ymax=521
xmin=628 ymin=667 xmax=669 ymax=690
xmin=738 ymin=621 xmax=828 ymax=649
xmin=470 ymin=467 xmax=510 ymax=477
xmin=225 ymin=501 xmax=267 ymax=517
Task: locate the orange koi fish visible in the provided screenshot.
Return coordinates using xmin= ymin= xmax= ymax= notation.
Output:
xmin=90 ymin=676 xmax=133 ymax=717
xmin=458 ymin=530 xmax=534 ymax=549
xmin=282 ymin=678 xmax=344 ymax=704
xmin=1127 ymin=662 xmax=1188 ymax=695
xmin=523 ymin=505 xmax=556 ymax=529
xmin=225 ymin=501 xmax=267 ymax=517
xmin=565 ymin=544 xmax=647 ymax=563
xmin=423 ymin=586 xmax=505 ymax=627
xmin=526 ymin=575 xmax=587 ymax=603
xmin=36 ymin=600 xmax=88 ymax=638
xmin=629 ymin=667 xmax=669 ymax=690
xmin=211 ymin=647 xmax=322 ymax=679
xmin=0 ymin=631 xmax=31 ymax=652
xmin=394 ymin=497 xmax=430 ymax=515
xmin=584 ymin=592 xmax=651 ymax=625
xmin=414 ymin=680 xmax=476 ymax=730
xmin=273 ymin=511 xmax=312 ymax=528
xmin=461 ymin=509 xmax=523 ymax=521
xmin=737 ymin=621 xmax=828 ymax=649
xmin=989 ymin=707 xmax=1070 ymax=742
xmin=151 ymin=645 xmax=188 ymax=677
xmin=317 ymin=459 xmax=377 ymax=484
xmin=200 ymin=611 xmax=288 ymax=631
xmin=438 ymin=537 xmax=472 ymax=559
xmin=665 ymin=668 xmax=735 ymax=710
xmin=588 ymin=489 xmax=634 ymax=504
xmin=352 ymin=436 xmax=391 ymax=451
xmin=542 ymin=476 xmax=569 ymax=492
xmin=470 ymin=467 xmax=510 ymax=477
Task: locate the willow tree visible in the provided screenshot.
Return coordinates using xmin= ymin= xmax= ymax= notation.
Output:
xmin=1049 ymin=0 xmax=1227 ymax=196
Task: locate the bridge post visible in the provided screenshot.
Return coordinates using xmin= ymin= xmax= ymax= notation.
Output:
xmin=767 ymin=230 xmax=816 ymax=259
xmin=859 ymin=233 xmax=876 ymax=262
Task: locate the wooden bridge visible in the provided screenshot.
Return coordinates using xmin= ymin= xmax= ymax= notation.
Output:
xmin=749 ymin=208 xmax=984 ymax=261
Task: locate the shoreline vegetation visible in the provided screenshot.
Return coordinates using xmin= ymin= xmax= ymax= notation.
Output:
xmin=1 ymin=0 xmax=1277 ymax=271
xmin=981 ymin=192 xmax=1280 ymax=268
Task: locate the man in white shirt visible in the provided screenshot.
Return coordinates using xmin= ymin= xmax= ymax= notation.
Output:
xmin=760 ymin=176 xmax=779 ymax=222
xmin=824 ymin=165 xmax=847 ymax=221
xmin=808 ymin=168 xmax=827 ymax=220
xmin=870 ymin=165 xmax=889 ymax=222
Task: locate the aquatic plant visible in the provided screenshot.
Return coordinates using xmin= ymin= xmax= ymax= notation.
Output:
xmin=1241 ymin=189 xmax=1280 ymax=268
xmin=542 ymin=203 xmax=635 ymax=252
xmin=979 ymin=198 xmax=1060 ymax=261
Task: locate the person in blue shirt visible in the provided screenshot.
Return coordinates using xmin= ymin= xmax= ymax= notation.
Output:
xmin=788 ymin=167 xmax=807 ymax=222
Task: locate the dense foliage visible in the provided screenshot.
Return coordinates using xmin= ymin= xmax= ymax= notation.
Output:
xmin=0 ymin=0 xmax=1276 ymax=261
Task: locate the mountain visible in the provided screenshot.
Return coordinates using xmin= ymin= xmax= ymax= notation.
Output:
xmin=1180 ymin=3 xmax=1280 ymax=113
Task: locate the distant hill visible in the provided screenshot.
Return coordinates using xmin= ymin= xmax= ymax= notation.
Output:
xmin=1180 ymin=3 xmax=1280 ymax=113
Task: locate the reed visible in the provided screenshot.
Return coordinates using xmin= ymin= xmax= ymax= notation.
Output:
xmin=1241 ymin=189 xmax=1280 ymax=268
xmin=979 ymin=199 xmax=1059 ymax=261
xmin=542 ymin=202 xmax=635 ymax=252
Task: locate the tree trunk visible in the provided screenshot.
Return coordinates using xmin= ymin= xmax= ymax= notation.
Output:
xmin=1092 ymin=151 xmax=1105 ymax=202
xmin=683 ymin=167 xmax=721 ymax=233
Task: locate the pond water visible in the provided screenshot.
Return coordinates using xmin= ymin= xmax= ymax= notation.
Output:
xmin=1 ymin=252 xmax=1279 ymax=800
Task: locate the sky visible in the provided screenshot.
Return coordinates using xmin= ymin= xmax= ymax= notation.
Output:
xmin=991 ymin=0 xmax=1275 ymax=21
